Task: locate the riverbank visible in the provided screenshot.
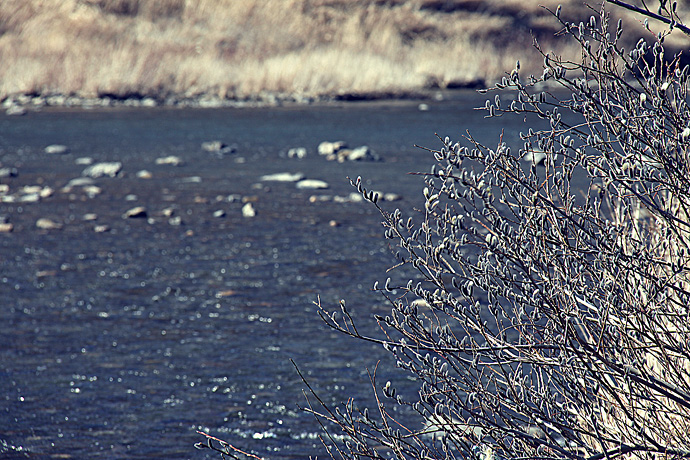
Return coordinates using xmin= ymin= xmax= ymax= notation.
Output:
xmin=0 ymin=0 xmax=637 ymax=108
xmin=3 ymin=0 xmax=689 ymax=112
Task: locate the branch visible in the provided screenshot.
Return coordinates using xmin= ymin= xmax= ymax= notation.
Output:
xmin=606 ymin=0 xmax=690 ymax=36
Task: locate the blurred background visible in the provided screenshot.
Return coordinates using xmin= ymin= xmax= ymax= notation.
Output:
xmin=4 ymin=0 xmax=687 ymax=105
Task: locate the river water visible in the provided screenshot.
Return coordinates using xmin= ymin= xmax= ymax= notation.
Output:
xmin=0 ymin=93 xmax=535 ymax=459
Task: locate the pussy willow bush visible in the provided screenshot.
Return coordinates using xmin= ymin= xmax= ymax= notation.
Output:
xmin=199 ymin=2 xmax=690 ymax=459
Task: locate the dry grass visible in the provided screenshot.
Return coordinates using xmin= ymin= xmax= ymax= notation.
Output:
xmin=0 ymin=0 xmax=685 ymax=102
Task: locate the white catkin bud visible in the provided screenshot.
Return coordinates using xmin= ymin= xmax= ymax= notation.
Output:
xmin=682 ymin=127 xmax=690 ymax=140
xmin=640 ymin=93 xmax=647 ymax=104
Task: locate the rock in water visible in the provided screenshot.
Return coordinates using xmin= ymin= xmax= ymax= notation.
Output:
xmin=296 ymin=179 xmax=329 ymax=190
xmin=317 ymin=141 xmax=347 ymax=156
xmin=44 ymin=144 xmax=69 ymax=155
xmin=242 ymin=203 xmax=256 ymax=218
xmin=260 ymin=172 xmax=305 ymax=182
xmin=82 ymin=162 xmax=122 ymax=178
xmin=286 ymin=147 xmax=307 ymax=159
xmin=201 ymin=140 xmax=226 ymax=152
xmin=123 ymin=206 xmax=147 ymax=218
xmin=155 ymin=156 xmax=184 ymax=166
xmin=36 ymin=218 xmax=62 ymax=230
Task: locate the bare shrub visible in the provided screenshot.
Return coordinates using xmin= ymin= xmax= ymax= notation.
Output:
xmin=199 ymin=2 xmax=690 ymax=459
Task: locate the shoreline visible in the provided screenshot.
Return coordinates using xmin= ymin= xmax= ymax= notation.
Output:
xmin=1 ymin=85 xmax=490 ymax=114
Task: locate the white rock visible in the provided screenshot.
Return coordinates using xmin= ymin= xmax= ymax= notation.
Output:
xmin=44 ymin=144 xmax=69 ymax=154
xmin=287 ymin=147 xmax=307 ymax=159
xmin=347 ymin=146 xmax=376 ymax=161
xmin=83 ymin=185 xmax=102 ymax=198
xmin=0 ymin=167 xmax=18 ymax=178
xmin=318 ymin=141 xmax=347 ymax=156
xmin=201 ymin=141 xmax=226 ymax=152
xmin=82 ymin=162 xmax=122 ymax=178
xmin=36 ymin=218 xmax=62 ymax=230
xmin=6 ymin=106 xmax=26 ymax=116
xmin=242 ymin=202 xmax=256 ymax=217
xmin=296 ymin=179 xmax=329 ymax=190
xmin=136 ymin=170 xmax=153 ymax=179
xmin=260 ymin=172 xmax=305 ymax=182
xmin=155 ymin=155 xmax=184 ymax=166
xmin=75 ymin=157 xmax=94 ymax=165
xmin=123 ymin=206 xmax=147 ymax=218
xmin=66 ymin=177 xmax=95 ymax=188
xmin=19 ymin=193 xmax=40 ymax=203
xmin=39 ymin=186 xmax=54 ymax=198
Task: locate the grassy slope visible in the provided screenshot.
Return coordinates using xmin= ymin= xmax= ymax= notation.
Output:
xmin=0 ymin=0 xmax=686 ymax=102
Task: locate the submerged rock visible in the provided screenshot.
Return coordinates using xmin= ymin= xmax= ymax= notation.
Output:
xmin=260 ymin=172 xmax=305 ymax=182
xmin=44 ymin=144 xmax=69 ymax=155
xmin=75 ymin=157 xmax=93 ymax=166
xmin=296 ymin=179 xmax=329 ymax=190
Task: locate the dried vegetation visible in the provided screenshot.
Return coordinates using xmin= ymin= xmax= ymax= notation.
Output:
xmin=0 ymin=0 xmax=666 ymax=102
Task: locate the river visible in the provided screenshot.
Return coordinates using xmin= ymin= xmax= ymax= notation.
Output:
xmin=0 ymin=92 xmax=536 ymax=459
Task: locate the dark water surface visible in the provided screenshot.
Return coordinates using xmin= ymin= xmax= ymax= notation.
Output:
xmin=0 ymin=94 xmax=532 ymax=459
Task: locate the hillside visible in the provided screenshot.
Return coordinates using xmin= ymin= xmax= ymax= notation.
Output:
xmin=1 ymin=0 xmax=687 ymax=106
